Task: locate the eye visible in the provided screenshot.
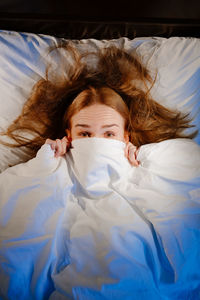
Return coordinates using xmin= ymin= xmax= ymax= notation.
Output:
xmin=105 ymin=131 xmax=115 ymax=138
xmin=78 ymin=131 xmax=91 ymax=137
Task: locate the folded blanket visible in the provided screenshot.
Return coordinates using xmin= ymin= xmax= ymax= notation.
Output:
xmin=0 ymin=138 xmax=200 ymax=300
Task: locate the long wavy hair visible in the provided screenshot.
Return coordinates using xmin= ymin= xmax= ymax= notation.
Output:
xmin=0 ymin=42 xmax=197 ymax=158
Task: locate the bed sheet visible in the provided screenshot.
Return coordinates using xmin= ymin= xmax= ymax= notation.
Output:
xmin=0 ymin=31 xmax=200 ymax=172
xmin=0 ymin=137 xmax=200 ymax=299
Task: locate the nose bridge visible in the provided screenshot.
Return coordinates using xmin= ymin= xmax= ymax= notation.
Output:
xmin=90 ymin=125 xmax=104 ymax=138
xmin=92 ymin=132 xmax=103 ymax=138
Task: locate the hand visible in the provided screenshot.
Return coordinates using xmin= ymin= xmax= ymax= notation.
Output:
xmin=124 ymin=142 xmax=140 ymax=167
xmin=45 ymin=136 xmax=71 ymax=158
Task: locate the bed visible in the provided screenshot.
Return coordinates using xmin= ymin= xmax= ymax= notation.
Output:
xmin=0 ymin=1 xmax=200 ymax=299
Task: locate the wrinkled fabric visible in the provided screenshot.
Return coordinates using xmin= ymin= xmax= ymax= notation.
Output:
xmin=1 ymin=32 xmax=200 ymax=172
xmin=0 ymin=137 xmax=200 ymax=300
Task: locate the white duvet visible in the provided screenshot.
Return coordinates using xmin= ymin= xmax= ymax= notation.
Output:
xmin=0 ymin=138 xmax=200 ymax=300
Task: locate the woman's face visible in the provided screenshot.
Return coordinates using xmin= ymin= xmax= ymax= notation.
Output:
xmin=66 ymin=104 xmax=129 ymax=143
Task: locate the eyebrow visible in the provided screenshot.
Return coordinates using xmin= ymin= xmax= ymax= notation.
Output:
xmin=75 ymin=124 xmax=119 ymax=128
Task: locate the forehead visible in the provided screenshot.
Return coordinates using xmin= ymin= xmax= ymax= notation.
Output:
xmin=71 ymin=104 xmax=125 ymax=126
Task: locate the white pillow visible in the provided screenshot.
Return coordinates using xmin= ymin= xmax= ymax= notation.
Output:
xmin=0 ymin=30 xmax=199 ymax=172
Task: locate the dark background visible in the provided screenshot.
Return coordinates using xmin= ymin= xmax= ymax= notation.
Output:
xmin=0 ymin=0 xmax=200 ymax=38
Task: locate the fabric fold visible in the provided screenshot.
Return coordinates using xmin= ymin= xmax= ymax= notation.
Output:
xmin=0 ymin=138 xmax=200 ymax=299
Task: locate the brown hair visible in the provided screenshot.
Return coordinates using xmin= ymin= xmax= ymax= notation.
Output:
xmin=0 ymin=43 xmax=197 ymax=159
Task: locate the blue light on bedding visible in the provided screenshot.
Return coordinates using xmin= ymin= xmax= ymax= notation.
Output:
xmin=0 ymin=138 xmax=200 ymax=299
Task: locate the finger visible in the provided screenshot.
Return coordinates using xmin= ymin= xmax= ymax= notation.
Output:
xmin=129 ymin=157 xmax=139 ymax=167
xmin=61 ymin=137 xmax=68 ymax=154
xmin=127 ymin=144 xmax=139 ymax=167
xmin=128 ymin=151 xmax=138 ymax=166
xmin=65 ymin=136 xmax=72 ymax=151
xmin=124 ymin=142 xmax=133 ymax=157
xmin=45 ymin=138 xmax=50 ymax=144
xmin=125 ymin=143 xmax=134 ymax=156
xmin=45 ymin=139 xmax=56 ymax=151
xmin=57 ymin=138 xmax=69 ymax=156
xmin=45 ymin=138 xmax=53 ymax=146
xmin=128 ymin=153 xmax=139 ymax=166
xmin=55 ymin=139 xmax=62 ymax=157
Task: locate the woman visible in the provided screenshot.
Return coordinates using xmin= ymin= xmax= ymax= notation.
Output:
xmin=0 ymin=44 xmax=199 ymax=300
xmin=45 ymin=86 xmax=140 ymax=166
xmin=0 ymin=43 xmax=196 ymax=164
